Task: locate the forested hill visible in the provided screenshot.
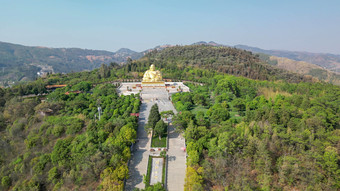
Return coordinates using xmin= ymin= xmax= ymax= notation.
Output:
xmin=126 ymin=45 xmax=315 ymax=83
xmin=2 ymin=41 xmax=338 ymax=87
xmin=189 ymin=42 xmax=340 ymax=85
xmin=0 ymin=45 xmax=339 ymax=190
xmin=0 ymin=41 xmax=142 ymax=85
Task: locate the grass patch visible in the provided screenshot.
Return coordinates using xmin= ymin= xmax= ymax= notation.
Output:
xmin=162 ymin=155 xmax=166 ymax=185
xmin=151 ymin=133 xmax=167 ymax=148
xmin=190 ymin=104 xmax=208 ymax=115
xmin=144 ymin=155 xmax=153 ymax=187
xmin=145 ymin=156 xmax=166 ymax=188
xmin=258 ymin=87 xmax=291 ymax=100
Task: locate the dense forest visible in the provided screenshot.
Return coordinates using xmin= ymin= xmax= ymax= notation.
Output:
xmin=0 ymin=45 xmax=339 ymax=190
xmin=0 ymin=81 xmax=141 ymax=190
xmin=173 ymin=76 xmax=340 ymax=190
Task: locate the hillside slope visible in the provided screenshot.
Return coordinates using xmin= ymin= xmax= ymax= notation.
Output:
xmin=235 ymin=44 xmax=340 ymax=73
xmin=266 ymin=56 xmax=340 ymax=85
xmin=3 ymin=40 xmax=340 ymax=88
xmin=126 ymin=45 xmax=315 ymax=83
xmin=256 ymin=53 xmax=340 ymax=85
xmin=0 ymin=49 xmax=339 ymax=190
xmin=186 ymin=42 xmax=340 ymax=85
xmin=0 ymin=41 xmax=143 ymax=85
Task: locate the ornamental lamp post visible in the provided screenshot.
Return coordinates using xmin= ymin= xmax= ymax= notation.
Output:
xmin=98 ymin=106 xmax=102 ymax=120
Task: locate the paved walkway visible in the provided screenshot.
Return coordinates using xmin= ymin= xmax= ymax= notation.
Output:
xmin=125 ymin=88 xmax=186 ymax=191
xmin=167 ymin=124 xmax=186 ymax=191
xmin=150 ymin=157 xmax=164 ymax=185
xmin=125 ymin=101 xmax=152 ymax=190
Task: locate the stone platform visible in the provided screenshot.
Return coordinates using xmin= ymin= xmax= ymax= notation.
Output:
xmin=142 ymin=81 xmax=165 ymax=87
xmin=117 ymin=82 xmax=190 ymax=96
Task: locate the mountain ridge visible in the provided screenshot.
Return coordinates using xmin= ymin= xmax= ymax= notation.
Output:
xmin=190 ymin=42 xmax=340 ymax=73
xmin=0 ymin=41 xmax=142 ymax=86
xmin=1 ymin=40 xmax=340 ymax=86
xmin=187 ymin=41 xmax=340 ymax=84
xmin=234 ymin=44 xmax=340 ymax=72
xmin=126 ymin=45 xmax=315 ymax=84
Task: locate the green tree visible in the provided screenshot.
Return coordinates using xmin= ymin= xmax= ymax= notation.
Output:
xmin=195 ymin=111 xmax=208 ymax=126
xmin=185 ymin=166 xmax=204 ymax=191
xmin=144 ymin=182 xmax=166 ymax=191
xmin=99 ymin=63 xmax=110 ymax=78
xmin=48 ymin=167 xmax=59 ymax=183
xmin=154 ymin=120 xmax=167 ymax=140
xmin=146 ymin=104 xmax=160 ymax=132
xmin=72 ymin=81 xmax=92 ymax=91
xmin=51 ymin=137 xmax=73 ymax=166
xmin=322 ymin=146 xmax=340 ymax=188
xmin=232 ymin=98 xmax=246 ymax=112
xmin=1 ymin=176 xmax=11 ymax=189
xmin=173 ymin=111 xmax=194 ymax=132
xmin=160 ymin=110 xmax=174 ymax=120
xmin=184 ymin=121 xmax=207 ymax=142
xmin=210 ymin=107 xmax=229 ymax=123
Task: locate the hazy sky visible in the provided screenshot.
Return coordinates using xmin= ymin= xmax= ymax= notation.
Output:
xmin=1 ymin=0 xmax=339 ymax=54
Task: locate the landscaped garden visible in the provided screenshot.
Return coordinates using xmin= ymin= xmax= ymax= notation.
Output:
xmin=146 ymin=104 xmax=169 ymax=148
xmin=144 ymin=153 xmax=167 ymax=190
xmin=151 ymin=132 xmax=167 ymax=148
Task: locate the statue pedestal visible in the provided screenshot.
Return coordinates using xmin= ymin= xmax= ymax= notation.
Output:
xmin=142 ymin=81 xmax=165 ymax=87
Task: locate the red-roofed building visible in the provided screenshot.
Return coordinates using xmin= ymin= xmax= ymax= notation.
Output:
xmin=130 ymin=113 xmax=140 ymax=117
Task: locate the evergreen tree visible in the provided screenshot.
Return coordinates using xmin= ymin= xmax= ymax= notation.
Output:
xmin=148 ymin=104 xmax=160 ymax=129
xmin=99 ymin=63 xmax=110 ymax=78
xmin=154 ymin=119 xmax=167 ymax=140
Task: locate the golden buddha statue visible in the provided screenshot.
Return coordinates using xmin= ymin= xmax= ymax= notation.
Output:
xmin=142 ymin=64 xmax=163 ymax=82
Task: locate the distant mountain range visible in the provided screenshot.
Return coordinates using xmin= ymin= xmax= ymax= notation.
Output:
xmin=234 ymin=44 xmax=340 ymax=73
xmin=1 ymin=40 xmax=339 ymax=86
xmin=0 ymin=41 xmax=143 ymax=85
xmin=193 ymin=41 xmax=340 ymax=73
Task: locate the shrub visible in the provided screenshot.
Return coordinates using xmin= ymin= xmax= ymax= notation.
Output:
xmin=65 ymin=119 xmax=83 ymax=134
xmin=1 ymin=176 xmax=11 ymax=188
xmin=25 ymin=135 xmax=41 ymax=149
xmin=52 ymin=125 xmax=64 ymax=137
xmin=48 ymin=167 xmax=59 ymax=183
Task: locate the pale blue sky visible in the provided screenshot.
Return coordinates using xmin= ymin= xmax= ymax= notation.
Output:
xmin=0 ymin=0 xmax=339 ymax=54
